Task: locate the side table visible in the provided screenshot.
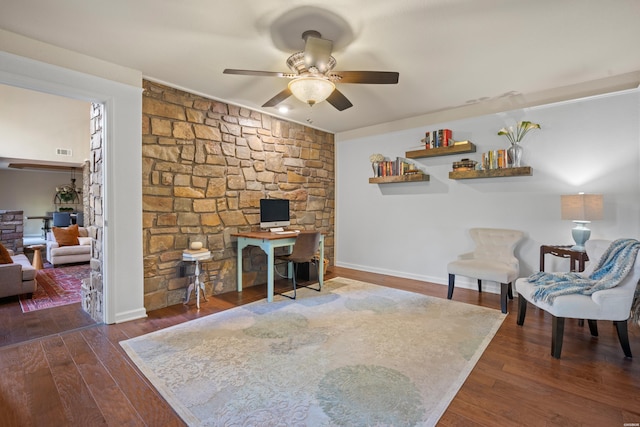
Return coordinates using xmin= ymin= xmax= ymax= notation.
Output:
xmin=182 ymin=249 xmax=212 ymax=309
xmin=540 ymin=245 xmax=589 ymax=273
xmin=28 ymin=244 xmax=45 ymax=270
xmin=540 ymin=244 xmax=590 ymax=327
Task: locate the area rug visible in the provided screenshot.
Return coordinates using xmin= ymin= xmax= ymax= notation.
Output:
xmin=120 ymin=277 xmax=505 ymax=426
xmin=19 ymin=264 xmax=90 ymax=313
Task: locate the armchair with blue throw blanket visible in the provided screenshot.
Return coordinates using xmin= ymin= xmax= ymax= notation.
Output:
xmin=516 ymin=239 xmax=640 ymax=358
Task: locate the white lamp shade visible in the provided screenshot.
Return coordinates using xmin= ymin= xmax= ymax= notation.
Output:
xmin=288 ymin=77 xmax=335 ymax=106
xmin=560 ymin=194 xmax=603 ymax=222
xmin=561 ymin=193 xmax=603 ymax=251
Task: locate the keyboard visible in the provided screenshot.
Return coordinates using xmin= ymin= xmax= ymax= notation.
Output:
xmin=275 ymin=230 xmax=299 ymax=235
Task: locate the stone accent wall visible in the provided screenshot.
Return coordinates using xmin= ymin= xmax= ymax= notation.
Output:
xmin=142 ymin=80 xmax=335 ymax=311
xmin=83 ymin=159 xmax=90 ymax=220
xmin=81 ymin=103 xmax=104 ymax=323
xmin=0 ymin=210 xmax=23 ymax=254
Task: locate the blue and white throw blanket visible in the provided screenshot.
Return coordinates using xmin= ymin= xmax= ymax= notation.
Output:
xmin=527 ymin=239 xmax=640 ymax=322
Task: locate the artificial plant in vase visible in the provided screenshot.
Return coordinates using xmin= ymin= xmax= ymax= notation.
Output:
xmin=498 ymin=121 xmax=541 ymax=167
xmin=369 ymin=153 xmax=384 ymax=177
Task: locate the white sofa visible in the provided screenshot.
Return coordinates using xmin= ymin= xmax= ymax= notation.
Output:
xmin=46 ymin=226 xmax=95 ymax=266
xmin=0 ymin=250 xmax=37 ymax=299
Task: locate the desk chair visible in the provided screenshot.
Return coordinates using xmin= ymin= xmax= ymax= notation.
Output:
xmin=52 ymin=212 xmax=71 ymax=227
xmin=275 ymin=232 xmax=321 ymax=299
xmin=447 ymin=228 xmax=524 ymax=313
xmin=74 ymin=212 xmax=84 ymax=227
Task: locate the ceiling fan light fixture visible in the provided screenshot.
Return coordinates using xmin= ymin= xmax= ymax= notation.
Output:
xmin=224 ymin=31 xmax=397 ymax=112
xmin=288 ymin=77 xmax=335 ymax=106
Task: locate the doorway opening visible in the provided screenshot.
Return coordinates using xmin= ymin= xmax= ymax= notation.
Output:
xmin=0 ymin=86 xmax=105 ymax=347
xmin=0 ymin=49 xmax=147 ymax=329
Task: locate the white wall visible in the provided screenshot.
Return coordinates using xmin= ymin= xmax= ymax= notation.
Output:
xmin=0 ymin=168 xmax=84 ymax=236
xmin=0 ymin=84 xmax=90 ymax=164
xmin=336 ymin=90 xmax=640 ymax=293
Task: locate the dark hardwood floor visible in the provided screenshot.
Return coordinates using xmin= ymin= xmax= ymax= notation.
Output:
xmin=0 ymin=297 xmax=96 ymax=348
xmin=1 ymin=267 xmax=639 ymax=426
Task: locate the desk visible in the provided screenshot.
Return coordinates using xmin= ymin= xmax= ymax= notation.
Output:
xmin=540 ymin=245 xmax=589 ymax=273
xmin=233 ymin=231 xmax=324 ymax=302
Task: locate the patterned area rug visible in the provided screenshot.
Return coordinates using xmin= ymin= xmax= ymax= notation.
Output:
xmin=120 ymin=277 xmax=505 ymax=426
xmin=19 ymin=264 xmax=90 ymax=313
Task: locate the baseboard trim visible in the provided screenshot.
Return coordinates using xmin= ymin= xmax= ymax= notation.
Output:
xmin=113 ymin=308 xmax=147 ymax=324
xmin=334 ymin=262 xmax=502 ymax=295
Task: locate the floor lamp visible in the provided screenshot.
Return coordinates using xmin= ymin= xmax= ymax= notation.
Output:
xmin=560 ymin=193 xmax=603 ymax=252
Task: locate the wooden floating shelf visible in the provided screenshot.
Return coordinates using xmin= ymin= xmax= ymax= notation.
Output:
xmin=369 ymin=174 xmax=430 ymax=184
xmin=405 ymin=142 xmax=476 ymax=159
xmin=449 ymin=166 xmax=532 ymax=180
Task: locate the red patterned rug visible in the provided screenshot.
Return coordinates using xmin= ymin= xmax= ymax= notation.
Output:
xmin=19 ymin=264 xmax=91 ymax=313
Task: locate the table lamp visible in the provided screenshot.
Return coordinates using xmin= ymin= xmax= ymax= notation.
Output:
xmin=560 ymin=193 xmax=603 ymax=252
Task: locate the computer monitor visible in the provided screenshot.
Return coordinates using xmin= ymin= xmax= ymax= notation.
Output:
xmin=260 ymin=198 xmax=290 ymax=229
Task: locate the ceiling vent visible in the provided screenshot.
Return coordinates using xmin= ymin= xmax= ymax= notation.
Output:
xmin=56 ymin=148 xmax=72 ymax=156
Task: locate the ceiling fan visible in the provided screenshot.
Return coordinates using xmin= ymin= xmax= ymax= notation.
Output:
xmin=223 ymin=30 xmax=399 ymax=111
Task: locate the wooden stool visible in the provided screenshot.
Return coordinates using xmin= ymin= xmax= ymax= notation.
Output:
xmin=28 ymin=245 xmax=45 ymax=270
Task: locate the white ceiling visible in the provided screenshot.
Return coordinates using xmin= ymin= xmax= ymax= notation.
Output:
xmin=1 ymin=0 xmax=640 ymax=134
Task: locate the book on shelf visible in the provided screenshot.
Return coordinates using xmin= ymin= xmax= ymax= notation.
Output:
xmin=421 ymin=128 xmax=453 ymax=149
xmin=377 ymin=157 xmax=424 ymax=177
xmin=419 ymin=139 xmax=472 ymax=148
xmin=497 ymin=150 xmax=505 ymax=168
xmin=183 ymin=248 xmax=212 ymax=262
xmin=481 ymin=149 xmax=508 ymax=170
xmin=438 ymin=129 xmax=452 ymax=148
xmin=183 ymin=248 xmax=209 ymax=254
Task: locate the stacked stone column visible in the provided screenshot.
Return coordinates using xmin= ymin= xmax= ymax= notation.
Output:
xmin=0 ymin=210 xmax=24 ymax=254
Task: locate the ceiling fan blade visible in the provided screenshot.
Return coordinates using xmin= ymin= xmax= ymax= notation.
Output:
xmin=329 ymin=71 xmax=400 ymax=84
xmin=326 ymin=89 xmax=353 ymax=111
xmin=223 ymin=69 xmax=292 ymax=78
xmin=262 ymin=88 xmax=292 ymax=107
xmin=304 ymin=35 xmax=333 ymax=73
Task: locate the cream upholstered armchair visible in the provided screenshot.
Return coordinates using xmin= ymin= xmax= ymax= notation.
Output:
xmin=447 ymin=228 xmax=524 ymax=313
xmin=516 ymin=239 xmax=640 ymax=359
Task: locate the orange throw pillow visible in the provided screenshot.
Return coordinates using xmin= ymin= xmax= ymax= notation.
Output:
xmin=53 ymin=224 xmax=80 ymax=246
xmin=0 ymin=242 xmax=13 ymax=264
